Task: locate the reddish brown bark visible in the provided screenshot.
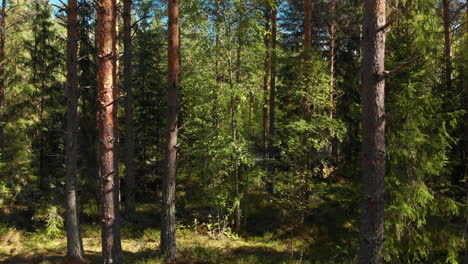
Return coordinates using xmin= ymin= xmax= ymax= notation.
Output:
xmin=358 ymin=0 xmax=386 ymax=263
xmin=161 ymin=0 xmax=179 ymax=261
xmin=65 ymin=0 xmax=84 ymax=260
xmin=123 ymin=0 xmax=136 ymax=217
xmin=96 ymin=0 xmax=122 ymax=262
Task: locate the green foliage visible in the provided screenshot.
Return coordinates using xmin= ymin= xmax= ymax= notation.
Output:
xmin=31 ymin=205 xmax=64 ymax=238
xmin=383 ymin=3 xmax=464 ymax=262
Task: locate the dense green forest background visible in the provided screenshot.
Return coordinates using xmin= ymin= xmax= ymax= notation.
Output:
xmin=0 ymin=0 xmax=467 ymax=263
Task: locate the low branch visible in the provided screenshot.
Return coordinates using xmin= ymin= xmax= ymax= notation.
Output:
xmin=377 ymin=18 xmax=395 ymax=33
xmin=449 ymin=4 xmax=466 ymax=24
xmin=100 ymin=95 xmax=124 ymax=109
xmin=131 ymin=15 xmax=150 ymax=29
xmin=451 ymin=21 xmax=466 ymax=33
xmin=57 ymin=0 xmax=68 ymax=9
xmin=52 ymin=4 xmax=67 ymax=13
xmin=383 ymin=54 xmax=423 ymax=78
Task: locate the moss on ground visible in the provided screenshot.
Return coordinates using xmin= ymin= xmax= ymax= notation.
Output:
xmin=0 ymin=224 xmax=313 ymax=264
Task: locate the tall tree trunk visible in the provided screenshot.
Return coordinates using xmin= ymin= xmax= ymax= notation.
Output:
xmin=161 ymin=0 xmax=179 ymax=261
xmin=267 ymin=4 xmax=277 ymax=195
xmin=328 ymin=0 xmax=336 ymax=159
xmin=213 ymin=0 xmax=221 ymax=129
xmin=65 ymin=0 xmax=85 ymax=260
xmin=442 ymin=0 xmax=452 ymax=92
xmin=0 ymin=0 xmax=6 ymax=154
xmin=464 ymin=2 xmax=468 ymax=263
xmin=358 ymin=0 xmax=386 ymax=263
xmin=328 ymin=0 xmax=335 ymax=120
xmin=262 ymin=7 xmax=270 ymax=174
xmin=304 ymin=0 xmax=312 ymax=59
xmin=123 ymin=0 xmax=136 ymax=217
xmin=233 ymin=8 xmax=243 ymax=233
xmin=96 ymin=0 xmax=122 ymax=262
xmin=303 ymin=0 xmax=312 ymax=117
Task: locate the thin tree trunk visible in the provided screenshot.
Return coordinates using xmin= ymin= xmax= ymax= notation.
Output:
xmin=213 ymin=0 xmax=221 ymax=129
xmin=262 ymin=7 xmax=270 ymax=173
xmin=304 ymin=0 xmax=312 ymax=59
xmin=303 ymin=0 xmax=312 ymax=117
xmin=328 ymin=0 xmax=335 ymax=120
xmin=96 ymin=0 xmax=123 ymax=261
xmin=65 ymin=0 xmax=84 ymax=260
xmin=0 ymin=0 xmax=6 ymax=154
xmin=328 ymin=0 xmax=336 ymax=159
xmin=358 ymin=0 xmax=386 ymax=263
xmin=161 ymin=0 xmax=179 ymax=261
xmin=464 ymin=2 xmax=468 ymax=263
xmin=123 ymin=0 xmax=136 ymax=217
xmin=442 ymin=0 xmax=452 ymax=92
xmin=267 ymin=4 xmax=277 ymax=195
xmin=233 ymin=9 xmax=243 ymax=233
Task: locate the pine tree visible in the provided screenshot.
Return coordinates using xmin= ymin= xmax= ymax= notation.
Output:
xmin=65 ymin=0 xmax=84 ymax=259
xmin=358 ymin=0 xmax=386 ymax=262
xmin=161 ymin=0 xmax=179 ymax=260
xmin=96 ymin=0 xmax=123 ymax=261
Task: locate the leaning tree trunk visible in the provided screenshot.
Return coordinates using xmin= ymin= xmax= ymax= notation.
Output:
xmin=65 ymin=0 xmax=85 ymax=260
xmin=0 ymin=0 xmax=6 ymax=155
xmin=161 ymin=0 xmax=179 ymax=261
xmin=358 ymin=0 xmax=386 ymax=263
xmin=267 ymin=4 xmax=277 ymax=195
xmin=96 ymin=0 xmax=123 ymax=262
xmin=123 ymin=0 xmax=136 ymax=217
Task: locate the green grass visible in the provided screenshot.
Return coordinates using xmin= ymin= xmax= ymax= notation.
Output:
xmin=0 ymin=224 xmax=306 ymax=264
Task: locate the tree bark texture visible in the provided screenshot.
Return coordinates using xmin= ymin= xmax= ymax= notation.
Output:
xmin=96 ymin=0 xmax=123 ymax=262
xmin=123 ymin=0 xmax=136 ymax=217
xmin=358 ymin=0 xmax=386 ymax=263
xmin=267 ymin=5 xmax=277 ymax=195
xmin=65 ymin=0 xmax=85 ymax=260
xmin=161 ymin=0 xmax=179 ymax=261
xmin=65 ymin=0 xmax=84 ymax=261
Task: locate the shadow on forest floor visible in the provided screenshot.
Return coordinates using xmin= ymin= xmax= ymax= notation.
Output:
xmin=1 ymin=245 xmax=292 ymax=264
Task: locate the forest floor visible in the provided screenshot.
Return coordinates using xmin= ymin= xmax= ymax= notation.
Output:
xmin=0 ymin=203 xmax=308 ymax=264
xmin=0 ymin=227 xmax=295 ymax=264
